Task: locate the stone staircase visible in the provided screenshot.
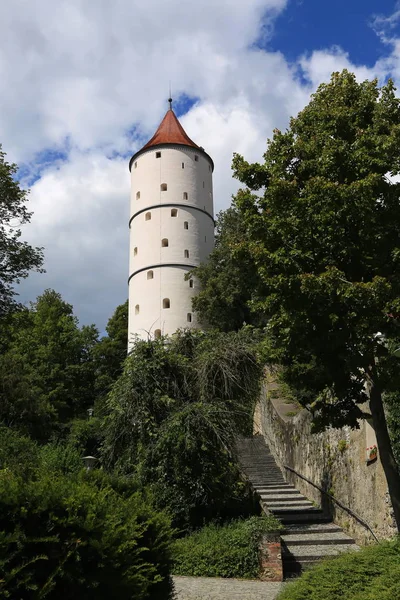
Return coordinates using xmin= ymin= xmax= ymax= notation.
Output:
xmin=237 ymin=436 xmax=359 ymax=576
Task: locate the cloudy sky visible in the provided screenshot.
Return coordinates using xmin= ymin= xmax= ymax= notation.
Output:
xmin=3 ymin=0 xmax=400 ymax=332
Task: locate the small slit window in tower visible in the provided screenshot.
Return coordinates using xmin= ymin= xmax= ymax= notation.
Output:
xmin=184 ymin=221 xmax=188 ymax=230
xmin=171 ymin=209 xmax=178 ymax=217
xmin=154 ymin=329 xmax=161 ymax=339
xmin=189 ymin=279 xmax=194 ymax=288
xmin=134 ymin=247 xmax=138 ymax=256
xmin=182 ymin=162 xmax=184 ymax=169
xmin=134 ymin=161 xmax=137 ymax=168
xmin=136 ymin=191 xmax=140 ymax=200
xmin=187 ymin=313 xmax=192 ymax=323
xmin=147 ymin=270 xmax=154 ymax=280
xmin=161 ymin=183 xmax=167 ymax=191
xmin=156 ymin=152 xmax=161 ymax=158
xmin=162 ymin=238 xmax=169 ymax=247
xmin=205 ymin=235 xmax=207 ymax=242
xmin=145 ymin=212 xmax=151 ymax=221
xmin=163 ymin=298 xmax=170 ymax=309
xmin=184 ymin=249 xmax=189 ymax=258
xmin=195 ymin=155 xmax=199 ymax=162
xmin=183 ymin=192 xmax=188 ymax=200
xmin=135 ymin=304 xmax=139 ymax=315
xmin=203 ymin=181 xmax=205 ymax=188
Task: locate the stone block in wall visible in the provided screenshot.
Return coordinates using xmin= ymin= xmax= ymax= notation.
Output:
xmin=258 ymin=533 xmax=283 ymax=582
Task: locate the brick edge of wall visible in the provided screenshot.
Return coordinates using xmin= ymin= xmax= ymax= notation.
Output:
xmin=259 ymin=534 xmax=283 ymax=582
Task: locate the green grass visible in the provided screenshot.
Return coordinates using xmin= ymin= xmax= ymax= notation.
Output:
xmin=172 ymin=516 xmax=282 ymax=579
xmin=277 ymin=539 xmax=400 ymax=600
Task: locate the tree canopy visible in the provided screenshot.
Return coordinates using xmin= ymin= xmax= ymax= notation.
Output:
xmin=0 ymin=289 xmax=99 ymax=439
xmin=93 ymin=299 xmax=128 ymax=399
xmin=232 ymin=70 xmax=400 ymax=528
xmin=192 ymin=208 xmax=260 ymax=331
xmin=0 ymin=146 xmax=43 ymax=316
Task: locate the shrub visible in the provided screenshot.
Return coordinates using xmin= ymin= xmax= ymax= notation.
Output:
xmin=277 ymin=539 xmax=400 ymax=600
xmin=172 ymin=516 xmax=282 ymax=579
xmin=145 ymin=402 xmax=259 ymax=529
xmin=67 ymin=416 xmax=104 ymax=456
xmin=0 ymin=426 xmax=39 ymax=478
xmin=38 ymin=442 xmax=83 ymax=476
xmin=0 ymin=469 xmax=173 ymax=600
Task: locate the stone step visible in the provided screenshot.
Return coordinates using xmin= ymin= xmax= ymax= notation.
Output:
xmin=239 ymin=463 xmax=277 ymax=467
xmin=283 ymin=543 xmax=359 ymax=562
xmin=244 ymin=469 xmax=283 ymax=473
xmin=248 ymin=477 xmax=286 ymax=485
xmin=268 ymin=503 xmax=315 ymax=511
xmin=272 ymin=512 xmax=331 ymax=525
xmin=265 ymin=499 xmax=313 ymax=507
xmin=283 ymin=523 xmax=343 ymax=534
xmin=252 ymin=482 xmax=288 ymax=486
xmin=252 ymin=481 xmax=287 ymax=486
xmin=270 ymin=505 xmax=321 ymax=514
xmin=245 ymin=475 xmax=285 ymax=479
xmin=256 ymin=488 xmax=296 ymax=494
xmin=239 ymin=460 xmax=279 ymax=464
xmin=282 ymin=532 xmax=356 ymax=546
xmin=243 ymin=471 xmax=284 ymax=476
xmin=258 ymin=494 xmax=304 ymax=502
xmin=255 ymin=481 xmax=298 ymax=492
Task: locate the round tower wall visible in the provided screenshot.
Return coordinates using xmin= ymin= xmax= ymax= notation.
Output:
xmin=128 ymin=145 xmax=214 ymax=345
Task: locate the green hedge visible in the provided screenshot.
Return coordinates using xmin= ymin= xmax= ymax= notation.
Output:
xmin=0 ymin=468 xmax=173 ymax=599
xmin=277 ymin=539 xmax=400 ymax=600
xmin=172 ymin=516 xmax=282 ymax=579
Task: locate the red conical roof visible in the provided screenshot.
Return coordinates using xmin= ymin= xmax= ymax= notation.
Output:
xmin=141 ymin=108 xmax=199 ymax=151
xmin=129 ymin=104 xmax=214 ymax=172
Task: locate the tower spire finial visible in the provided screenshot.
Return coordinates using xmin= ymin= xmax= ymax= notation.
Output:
xmin=168 ymin=81 xmax=172 ymax=110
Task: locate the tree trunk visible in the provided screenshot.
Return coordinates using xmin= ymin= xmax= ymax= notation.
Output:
xmin=367 ymin=361 xmax=400 ymax=531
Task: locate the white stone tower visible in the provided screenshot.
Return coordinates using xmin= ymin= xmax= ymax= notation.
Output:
xmin=127 ymin=100 xmax=214 ymax=347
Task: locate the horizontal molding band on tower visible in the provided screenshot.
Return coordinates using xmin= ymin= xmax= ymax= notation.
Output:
xmin=129 ymin=203 xmax=215 ymax=228
xmin=128 ymin=262 xmax=198 ymax=284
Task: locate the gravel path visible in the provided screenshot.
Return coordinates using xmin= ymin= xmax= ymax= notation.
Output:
xmin=173 ymin=576 xmax=284 ymax=599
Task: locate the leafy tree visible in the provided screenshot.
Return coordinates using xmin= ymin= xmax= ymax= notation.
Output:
xmin=192 ymin=208 xmax=260 ymax=331
xmin=93 ymin=300 xmax=128 ymax=400
xmin=0 ymin=145 xmax=43 ymax=316
xmin=0 ymin=289 xmax=99 ymax=439
xmin=102 ymin=329 xmax=261 ymax=529
xmin=232 ymin=70 xmax=400 ymax=528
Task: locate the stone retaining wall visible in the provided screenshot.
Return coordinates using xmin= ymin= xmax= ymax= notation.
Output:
xmin=254 ymin=375 xmax=397 ymax=544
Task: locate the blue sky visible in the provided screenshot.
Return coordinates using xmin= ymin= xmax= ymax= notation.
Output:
xmin=1 ymin=0 xmax=400 ymax=332
xmin=269 ymin=0 xmax=398 ymax=67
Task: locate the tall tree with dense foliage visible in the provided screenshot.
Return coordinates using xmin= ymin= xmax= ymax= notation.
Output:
xmin=192 ymin=208 xmax=260 ymax=331
xmin=232 ymin=70 xmax=400 ymax=528
xmin=0 ymin=145 xmax=43 ymax=316
xmin=93 ymin=299 xmax=128 ymax=399
xmin=0 ymin=289 xmax=99 ymax=439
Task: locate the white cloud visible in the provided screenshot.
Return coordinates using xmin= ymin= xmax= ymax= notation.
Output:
xmin=4 ymin=0 xmax=400 ymax=330
xmin=20 ymin=151 xmax=128 ymax=330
